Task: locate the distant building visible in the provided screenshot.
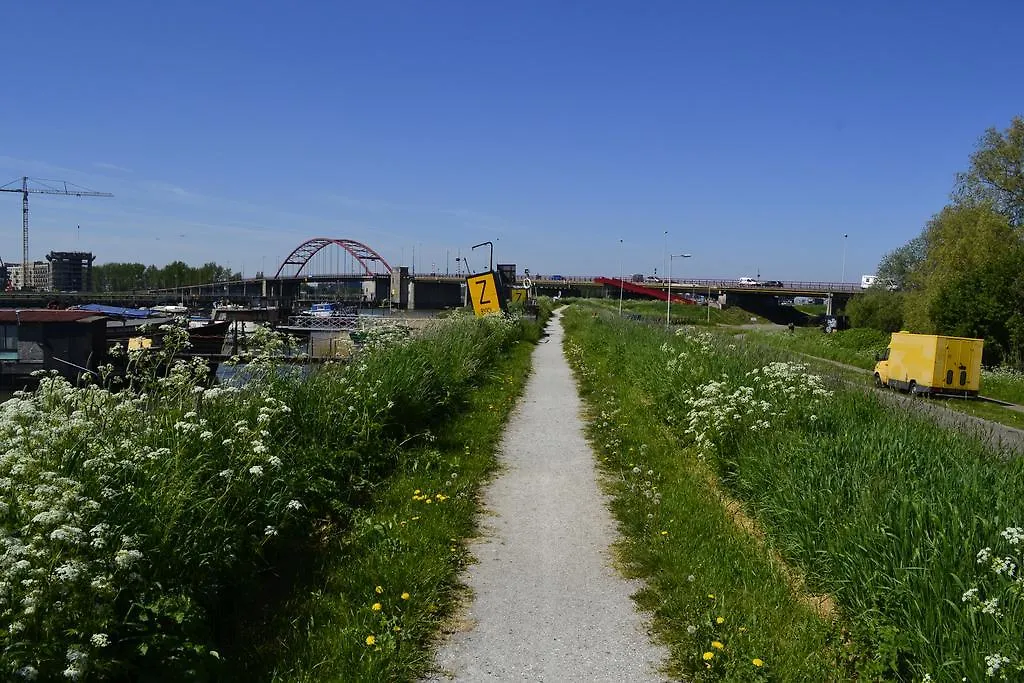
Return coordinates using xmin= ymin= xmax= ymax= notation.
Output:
xmin=47 ymin=251 xmax=95 ymax=292
xmin=7 ymin=260 xmax=52 ymax=291
xmin=0 ymin=310 xmax=106 ymax=384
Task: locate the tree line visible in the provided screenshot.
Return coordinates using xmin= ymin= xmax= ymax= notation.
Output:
xmin=848 ymin=116 xmax=1024 ymax=366
xmin=92 ymin=261 xmax=241 ymax=292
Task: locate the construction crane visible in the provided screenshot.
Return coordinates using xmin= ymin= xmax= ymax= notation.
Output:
xmin=0 ymin=176 xmax=113 ymax=289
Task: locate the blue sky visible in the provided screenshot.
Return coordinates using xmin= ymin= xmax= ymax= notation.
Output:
xmin=1 ymin=2 xmax=1021 ymax=281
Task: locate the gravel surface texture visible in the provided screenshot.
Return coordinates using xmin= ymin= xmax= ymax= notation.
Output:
xmin=426 ymin=310 xmax=668 ymax=682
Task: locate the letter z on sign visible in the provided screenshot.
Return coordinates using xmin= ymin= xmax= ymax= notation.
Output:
xmin=467 ymin=273 xmax=503 ymax=316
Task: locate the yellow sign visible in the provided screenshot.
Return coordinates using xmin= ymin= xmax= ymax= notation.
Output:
xmin=467 ymin=272 xmax=503 ymax=316
xmin=510 ymin=288 xmax=528 ymax=304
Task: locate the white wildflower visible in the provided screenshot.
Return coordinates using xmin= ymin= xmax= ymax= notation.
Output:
xmin=985 ymin=653 xmax=1010 ymax=677
xmin=1001 ymin=526 xmax=1024 ymax=546
xmin=249 ymin=465 xmax=264 ymax=477
xmin=981 ymin=597 xmax=1001 ymax=616
xmin=114 ymin=549 xmax=143 ymax=568
xmin=992 ymin=556 xmax=1016 ymax=577
xmin=90 ymin=633 xmax=110 ymax=648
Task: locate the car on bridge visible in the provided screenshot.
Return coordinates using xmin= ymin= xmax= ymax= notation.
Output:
xmin=737 ymin=276 xmax=759 ymax=286
xmin=758 ymin=280 xmax=784 ymax=288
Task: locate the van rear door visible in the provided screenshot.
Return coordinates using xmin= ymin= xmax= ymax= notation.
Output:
xmin=940 ymin=339 xmax=975 ymax=392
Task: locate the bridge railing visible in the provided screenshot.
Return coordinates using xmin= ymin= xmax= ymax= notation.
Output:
xmin=283 ymin=315 xmax=362 ymax=331
xmin=578 ymin=277 xmax=860 ymax=293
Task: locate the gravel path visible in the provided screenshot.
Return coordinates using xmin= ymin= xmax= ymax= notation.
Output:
xmin=426 ymin=310 xmax=668 ymax=682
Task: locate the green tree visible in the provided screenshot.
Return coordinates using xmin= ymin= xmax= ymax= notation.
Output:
xmin=846 ymin=290 xmax=905 ymax=333
xmin=871 ymin=117 xmax=1024 ymax=365
xmin=929 ymin=244 xmax=1024 ymax=366
xmin=900 ymin=202 xmax=1015 ymax=333
xmin=954 ymin=116 xmax=1024 ymax=226
xmin=91 ymin=261 xmax=236 ymax=291
xmin=876 ymin=234 xmax=926 ymax=291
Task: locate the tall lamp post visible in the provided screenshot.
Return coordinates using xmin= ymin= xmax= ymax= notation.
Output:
xmin=666 ymin=253 xmax=692 ymax=325
xmin=663 ymin=230 xmax=668 ymax=286
xmin=841 ymin=233 xmax=848 ymax=284
xmin=618 ymin=239 xmax=624 ymax=316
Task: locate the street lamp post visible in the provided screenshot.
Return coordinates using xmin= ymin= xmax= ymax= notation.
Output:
xmin=841 ymin=233 xmax=848 ymax=284
xmin=663 ymin=230 xmax=668 ymax=287
xmin=618 ymin=239 xmax=624 ymax=316
xmin=666 ymin=253 xmax=692 ymax=326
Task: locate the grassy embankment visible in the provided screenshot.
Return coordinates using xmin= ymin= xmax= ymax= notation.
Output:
xmin=573 ymin=298 xmax=771 ymax=326
xmin=0 ymin=304 xmax=550 ymax=681
xmin=744 ymin=327 xmax=1024 ymax=430
xmin=260 ymin=312 xmax=546 ymax=681
xmin=563 ymin=304 xmax=1024 ymax=681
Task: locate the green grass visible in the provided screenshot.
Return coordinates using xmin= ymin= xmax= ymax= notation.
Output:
xmin=258 ymin=341 xmax=536 ymax=681
xmin=743 ymin=327 xmax=889 ymax=370
xmin=570 ymin=297 xmax=771 ymax=326
xmin=562 ymin=306 xmax=1024 ymax=681
xmin=744 ymin=327 xmax=1024 ymax=407
xmin=794 ymin=304 xmax=827 ymax=316
xmin=0 ymin=312 xmax=543 ymax=680
xmin=563 ymin=309 xmax=846 ymax=681
xmin=740 ymin=328 xmax=1024 ymax=431
xmin=982 ymin=367 xmax=1024 ymax=405
xmin=739 ymin=337 xmax=1024 ymax=432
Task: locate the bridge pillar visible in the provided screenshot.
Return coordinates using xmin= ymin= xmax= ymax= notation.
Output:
xmin=390 ymin=267 xmax=410 ymax=309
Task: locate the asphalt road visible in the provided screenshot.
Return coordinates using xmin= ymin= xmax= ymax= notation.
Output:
xmin=426 ymin=309 xmax=668 ymax=682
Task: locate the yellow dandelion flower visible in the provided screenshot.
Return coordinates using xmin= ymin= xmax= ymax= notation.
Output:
xmin=712 ymin=641 xmax=724 ymax=650
xmin=394 ymin=626 xmax=402 ymax=632
xmin=401 ymin=592 xmax=410 ymax=600
xmin=702 ymin=652 xmax=714 ymax=661
xmin=716 ymin=616 xmax=725 ymax=624
xmin=753 ymin=658 xmax=764 ymax=667
xmin=371 ymin=602 xmax=382 ymax=611
xmin=365 ymin=635 xmax=376 ymax=646
xmin=414 ymin=490 xmax=421 ymax=495
xmin=708 ymin=594 xmax=715 ymax=599
xmin=425 ymin=499 xmax=432 ymax=504
xmin=660 ymin=531 xmax=669 ymax=536
xmin=375 ymin=585 xmax=383 ymax=594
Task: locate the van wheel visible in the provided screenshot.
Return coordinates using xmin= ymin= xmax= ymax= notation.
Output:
xmin=874 ymin=373 xmax=883 ymax=388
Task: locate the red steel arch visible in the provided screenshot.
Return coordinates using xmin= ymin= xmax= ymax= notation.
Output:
xmin=274 ymin=238 xmax=393 ymax=278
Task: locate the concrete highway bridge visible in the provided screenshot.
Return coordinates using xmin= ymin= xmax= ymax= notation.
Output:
xmin=0 ymin=237 xmax=864 ymax=313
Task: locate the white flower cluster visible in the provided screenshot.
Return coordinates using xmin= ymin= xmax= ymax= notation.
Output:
xmin=985 ymin=653 xmax=1010 ymax=677
xmin=680 ymin=360 xmax=831 ymax=457
xmin=0 ymin=358 xmax=302 ymax=676
xmin=0 ymin=375 xmax=161 ymax=677
xmin=663 ymin=330 xmax=717 ymax=372
xmin=356 ymin=319 xmax=412 ymax=352
xmin=959 ymin=527 xmax=1024 ymax=678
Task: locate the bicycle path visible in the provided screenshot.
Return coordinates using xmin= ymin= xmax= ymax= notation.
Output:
xmin=426 ymin=309 xmax=668 ymax=682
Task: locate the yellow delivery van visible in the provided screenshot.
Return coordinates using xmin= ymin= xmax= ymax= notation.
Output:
xmin=873 ymin=332 xmax=983 ymax=396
